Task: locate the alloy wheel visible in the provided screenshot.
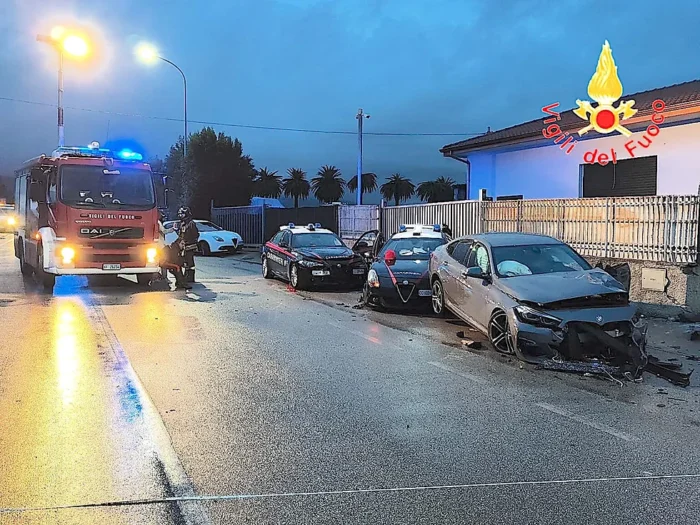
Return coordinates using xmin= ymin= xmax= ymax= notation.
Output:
xmin=489 ymin=310 xmax=515 ymax=354
xmin=290 ymin=265 xmax=298 ymax=288
xmin=431 ymin=279 xmax=444 ymax=315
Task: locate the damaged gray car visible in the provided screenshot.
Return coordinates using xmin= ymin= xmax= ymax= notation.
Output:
xmin=429 ymin=233 xmax=656 ymax=381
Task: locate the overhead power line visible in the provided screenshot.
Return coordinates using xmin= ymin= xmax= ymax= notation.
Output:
xmin=0 ymin=95 xmax=483 ymax=137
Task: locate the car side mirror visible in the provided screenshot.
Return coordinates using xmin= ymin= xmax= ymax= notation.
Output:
xmin=465 ymin=266 xmax=487 ymax=279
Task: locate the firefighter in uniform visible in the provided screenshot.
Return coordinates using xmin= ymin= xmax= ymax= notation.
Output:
xmin=177 ymin=206 xmax=199 ymax=283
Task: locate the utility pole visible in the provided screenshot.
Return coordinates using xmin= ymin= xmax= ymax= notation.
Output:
xmin=356 ymin=108 xmax=370 ymax=205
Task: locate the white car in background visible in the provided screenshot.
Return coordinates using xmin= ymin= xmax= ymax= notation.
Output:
xmin=163 ymin=219 xmax=243 ymax=256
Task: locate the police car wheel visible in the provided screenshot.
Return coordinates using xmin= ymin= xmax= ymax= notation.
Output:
xmin=289 ymin=264 xmax=305 ymax=290
xmin=262 ymin=256 xmax=272 ymax=279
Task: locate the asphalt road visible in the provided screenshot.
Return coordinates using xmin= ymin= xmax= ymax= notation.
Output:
xmin=1 ymin=235 xmax=700 ymax=524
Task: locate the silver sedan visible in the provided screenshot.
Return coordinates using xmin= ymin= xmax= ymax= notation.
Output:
xmin=428 ymin=233 xmax=648 ymax=377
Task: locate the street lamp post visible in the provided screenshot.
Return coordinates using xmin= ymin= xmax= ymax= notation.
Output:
xmin=355 ymin=108 xmax=370 ymax=205
xmin=37 ymin=28 xmax=89 ymax=147
xmin=136 ymin=44 xmax=188 ymax=156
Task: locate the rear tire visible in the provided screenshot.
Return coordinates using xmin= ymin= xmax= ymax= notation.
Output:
xmin=198 ymin=241 xmax=211 ymax=256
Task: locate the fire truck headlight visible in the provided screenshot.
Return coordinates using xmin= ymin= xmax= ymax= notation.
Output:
xmin=7 ymin=216 xmax=16 ymax=226
xmin=61 ymin=247 xmax=75 ymax=264
xmin=146 ymin=247 xmax=158 ymax=264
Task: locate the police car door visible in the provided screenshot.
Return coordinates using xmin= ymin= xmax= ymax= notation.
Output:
xmin=267 ymin=230 xmax=286 ymax=276
xmin=352 ymin=230 xmax=380 ymax=263
xmin=274 ymin=230 xmax=292 ymax=275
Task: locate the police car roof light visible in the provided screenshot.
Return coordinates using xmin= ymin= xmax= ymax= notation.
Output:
xmin=433 ymin=224 xmax=441 ymax=232
xmin=314 ymin=223 xmax=321 ymax=228
xmin=307 ymin=223 xmax=315 ymax=230
xmin=288 ymin=222 xmax=295 ymax=228
xmin=398 ymin=224 xmax=407 ymax=233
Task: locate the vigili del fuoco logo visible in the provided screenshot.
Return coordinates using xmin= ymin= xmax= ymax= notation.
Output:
xmin=541 ymin=41 xmax=666 ymax=166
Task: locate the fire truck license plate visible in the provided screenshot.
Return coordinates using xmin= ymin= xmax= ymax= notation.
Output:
xmin=103 ymin=264 xmax=121 ymax=270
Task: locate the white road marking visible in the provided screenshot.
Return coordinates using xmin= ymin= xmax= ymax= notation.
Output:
xmin=3 ymin=473 xmax=699 ymax=513
xmin=428 ymin=361 xmax=488 ymax=385
xmin=536 ymin=402 xmax=637 ymax=442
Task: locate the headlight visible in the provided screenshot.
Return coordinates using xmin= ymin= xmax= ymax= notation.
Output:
xmin=367 ymin=269 xmax=380 ymax=288
xmin=513 ymin=305 xmax=561 ymax=328
xmin=61 ymin=247 xmax=75 ymax=264
xmin=7 ymin=216 xmax=16 ymax=226
xmin=213 ymin=236 xmax=224 ymax=242
xmin=146 ymin=247 xmax=158 ymax=263
xmin=298 ymin=259 xmax=323 ymax=268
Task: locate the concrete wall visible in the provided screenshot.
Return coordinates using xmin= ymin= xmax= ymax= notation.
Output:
xmin=466 ymin=121 xmax=700 ymax=200
xmin=587 ymin=256 xmax=700 ymax=317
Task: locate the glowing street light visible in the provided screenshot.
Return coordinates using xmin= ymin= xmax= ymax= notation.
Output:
xmin=37 ymin=26 xmax=92 ymax=146
xmin=135 ymin=42 xmax=188 ymax=156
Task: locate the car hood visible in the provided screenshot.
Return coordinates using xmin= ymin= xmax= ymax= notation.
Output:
xmin=496 ymin=269 xmax=627 ymax=305
xmin=294 ymin=246 xmax=354 ymax=259
xmin=373 ymin=259 xmax=429 ymax=281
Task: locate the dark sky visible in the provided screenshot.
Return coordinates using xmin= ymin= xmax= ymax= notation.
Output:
xmin=2 ymin=0 xmax=699 ymax=204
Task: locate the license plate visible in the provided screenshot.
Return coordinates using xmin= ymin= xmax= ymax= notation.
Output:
xmin=103 ymin=263 xmax=121 ymax=271
xmin=352 ymin=268 xmax=365 ymax=275
xmin=418 ymin=289 xmax=432 ymax=297
xmin=312 ymin=270 xmax=330 ymax=276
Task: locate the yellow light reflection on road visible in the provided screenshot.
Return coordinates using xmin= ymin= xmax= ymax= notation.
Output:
xmin=55 ymin=303 xmax=79 ymax=406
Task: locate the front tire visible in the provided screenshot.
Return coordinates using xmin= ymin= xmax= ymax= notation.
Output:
xmin=137 ymin=273 xmax=156 ymax=286
xmin=36 ymin=245 xmax=55 ymax=293
xmin=198 ymin=241 xmax=211 ymax=256
xmin=262 ymin=256 xmax=272 ymax=279
xmin=488 ymin=310 xmax=515 ymax=355
xmin=431 ymin=277 xmax=446 ymax=317
xmin=18 ymin=242 xmax=33 ymax=277
xmin=289 ymin=264 xmax=306 ymax=290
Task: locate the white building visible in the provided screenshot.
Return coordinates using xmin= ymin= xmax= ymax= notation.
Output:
xmin=441 ymin=80 xmax=700 ymax=199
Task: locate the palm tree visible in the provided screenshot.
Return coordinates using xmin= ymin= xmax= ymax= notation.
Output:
xmin=311 ymin=165 xmax=345 ymax=203
xmin=282 ymin=168 xmax=310 ymax=208
xmin=347 ymin=172 xmax=378 ymax=201
xmin=253 ymin=167 xmax=282 ymax=198
xmin=380 ymin=173 xmax=415 ymax=206
xmin=417 ymin=176 xmax=456 ymax=203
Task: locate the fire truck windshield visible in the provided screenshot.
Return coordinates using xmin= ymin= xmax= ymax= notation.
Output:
xmin=59 ymin=165 xmax=156 ymax=210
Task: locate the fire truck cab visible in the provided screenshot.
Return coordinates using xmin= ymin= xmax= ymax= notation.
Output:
xmin=14 ymin=144 xmax=161 ymax=292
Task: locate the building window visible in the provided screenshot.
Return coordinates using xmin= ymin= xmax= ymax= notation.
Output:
xmin=581 ymin=155 xmax=657 ymax=197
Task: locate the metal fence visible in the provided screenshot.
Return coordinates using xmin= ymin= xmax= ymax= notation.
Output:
xmin=382 ymin=195 xmax=700 ymax=264
xmin=382 ymin=200 xmax=482 ymax=239
xmin=338 ymin=205 xmax=380 ymax=241
xmin=211 ymin=205 xmax=265 ymax=246
xmin=210 ymin=204 xmax=339 ymax=247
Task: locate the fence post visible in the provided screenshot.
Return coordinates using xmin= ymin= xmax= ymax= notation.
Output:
xmin=261 ymin=205 xmax=266 ymax=246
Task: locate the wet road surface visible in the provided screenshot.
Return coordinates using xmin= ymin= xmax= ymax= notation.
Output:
xmin=1 ymin=235 xmax=700 ymax=524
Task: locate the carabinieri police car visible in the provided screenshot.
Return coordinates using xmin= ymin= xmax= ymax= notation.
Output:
xmin=363 ymin=224 xmax=451 ymax=310
xmin=262 ymin=223 xmax=368 ymax=290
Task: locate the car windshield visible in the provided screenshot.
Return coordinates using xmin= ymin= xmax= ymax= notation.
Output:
xmin=196 ymin=221 xmax=223 ymax=232
xmin=380 ymin=237 xmax=445 ymax=260
xmin=59 ymin=165 xmax=156 ymax=210
xmin=492 ymin=243 xmax=591 ymax=278
xmin=292 ymin=232 xmax=343 ymax=248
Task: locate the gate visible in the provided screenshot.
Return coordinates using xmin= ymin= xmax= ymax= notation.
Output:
xmin=339 ymin=205 xmax=380 ymax=242
xmin=211 ymin=205 xmax=264 ymax=246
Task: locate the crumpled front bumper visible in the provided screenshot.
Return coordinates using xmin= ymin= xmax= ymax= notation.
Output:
xmin=507 ymin=305 xmax=650 ymax=378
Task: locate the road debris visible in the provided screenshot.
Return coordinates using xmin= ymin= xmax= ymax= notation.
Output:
xmin=461 ymin=339 xmax=483 ymax=349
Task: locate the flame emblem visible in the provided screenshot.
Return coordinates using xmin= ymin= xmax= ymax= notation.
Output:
xmin=574 ymin=41 xmax=637 ymax=137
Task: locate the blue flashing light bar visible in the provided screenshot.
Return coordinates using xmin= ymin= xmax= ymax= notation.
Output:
xmin=51 ymin=145 xmax=144 ymax=162
xmin=314 ymin=223 xmax=321 ymax=228
xmin=115 ymin=149 xmax=143 ymax=161
xmin=288 ymin=222 xmax=295 ymax=228
xmin=398 ymin=224 xmax=407 ymax=232
xmin=433 ymin=224 xmax=441 ymax=232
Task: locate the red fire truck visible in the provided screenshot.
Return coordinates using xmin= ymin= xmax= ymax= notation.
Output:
xmin=14 ymin=143 xmax=161 ymax=292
